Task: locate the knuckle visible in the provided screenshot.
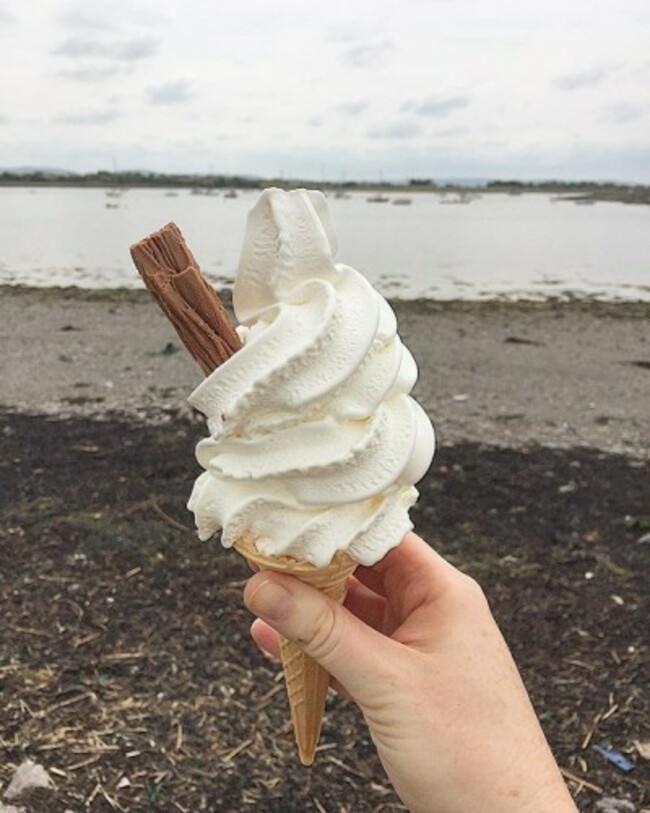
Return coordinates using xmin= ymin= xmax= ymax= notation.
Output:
xmin=455 ymin=572 xmax=489 ymax=610
xmin=298 ymin=601 xmax=344 ymax=662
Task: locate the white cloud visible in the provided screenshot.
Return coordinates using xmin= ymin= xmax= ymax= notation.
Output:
xmin=339 ymin=39 xmax=396 ymax=69
xmin=432 ymin=126 xmax=467 ymax=138
xmin=601 ymin=102 xmax=646 ymax=124
xmin=147 ymin=80 xmax=194 ymax=105
xmin=403 ymin=96 xmax=470 ymax=118
xmin=368 ymin=121 xmax=421 ymax=140
xmin=56 ymin=0 xmax=169 ymax=31
xmin=552 ymin=68 xmax=606 ymax=90
xmin=58 ymin=65 xmax=124 ymax=82
xmin=53 ymin=36 xmax=158 ymax=61
xmin=337 ymin=101 xmax=368 ymax=116
xmin=0 ymin=1 xmax=14 ymax=24
xmin=55 ymin=110 xmax=119 ymax=125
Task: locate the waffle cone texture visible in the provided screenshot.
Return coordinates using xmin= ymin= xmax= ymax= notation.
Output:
xmin=234 ymin=537 xmax=357 ymax=765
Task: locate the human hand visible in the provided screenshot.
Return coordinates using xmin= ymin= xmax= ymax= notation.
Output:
xmin=243 ymin=532 xmax=577 ymax=813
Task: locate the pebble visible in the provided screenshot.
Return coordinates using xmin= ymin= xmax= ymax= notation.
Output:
xmin=4 ymin=761 xmax=53 ymax=801
xmin=594 ymin=798 xmax=636 ymax=813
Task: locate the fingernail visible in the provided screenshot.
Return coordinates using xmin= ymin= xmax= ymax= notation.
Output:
xmin=246 ymin=578 xmax=293 ymax=622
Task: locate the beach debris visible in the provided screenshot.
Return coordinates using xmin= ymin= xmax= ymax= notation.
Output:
xmin=1 ymin=761 xmax=57 ymax=812
xmin=559 ymin=766 xmax=602 ymax=794
xmin=558 ymin=481 xmax=577 ymax=494
xmin=633 ymin=739 xmax=650 ymax=760
xmin=624 ymin=514 xmax=650 ymax=532
xmin=624 ymin=359 xmax=650 ymax=371
xmin=3 ymin=762 xmax=53 ymax=801
xmin=592 ymin=744 xmax=635 ymax=772
xmin=504 ymin=335 xmax=544 ymax=346
xmin=494 ymin=412 xmax=525 ymax=422
xmin=452 ymin=393 xmax=469 ymax=402
xmin=593 ymin=798 xmax=636 ymax=813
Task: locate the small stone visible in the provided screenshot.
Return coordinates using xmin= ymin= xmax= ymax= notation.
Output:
xmin=4 ymin=761 xmax=53 ymax=800
xmin=593 ymin=797 xmax=636 ymax=813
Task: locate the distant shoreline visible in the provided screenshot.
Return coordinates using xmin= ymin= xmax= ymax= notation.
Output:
xmin=1 ymin=175 xmax=648 ymax=205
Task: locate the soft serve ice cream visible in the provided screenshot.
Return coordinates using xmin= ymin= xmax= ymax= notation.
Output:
xmin=187 ymin=188 xmax=434 ymax=568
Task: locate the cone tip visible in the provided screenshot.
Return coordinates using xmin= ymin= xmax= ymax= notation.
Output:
xmin=298 ymin=746 xmax=316 ymax=766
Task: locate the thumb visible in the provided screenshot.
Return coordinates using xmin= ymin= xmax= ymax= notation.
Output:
xmin=244 ymin=570 xmax=400 ymax=706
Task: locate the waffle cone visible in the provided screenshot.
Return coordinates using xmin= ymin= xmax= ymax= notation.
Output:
xmin=234 ymin=536 xmax=357 ymax=765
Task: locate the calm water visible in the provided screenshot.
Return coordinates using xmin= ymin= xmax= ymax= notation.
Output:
xmin=0 ymin=186 xmax=648 ymax=300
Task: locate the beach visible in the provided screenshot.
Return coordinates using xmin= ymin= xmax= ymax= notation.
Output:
xmin=1 ymin=288 xmax=648 ymax=812
xmin=2 ymin=287 xmax=648 ymax=456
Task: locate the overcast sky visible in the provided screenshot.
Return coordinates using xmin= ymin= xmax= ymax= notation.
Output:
xmin=1 ymin=0 xmax=648 ymax=181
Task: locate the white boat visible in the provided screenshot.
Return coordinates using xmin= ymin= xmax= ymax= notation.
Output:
xmin=440 ymin=191 xmax=474 ymax=204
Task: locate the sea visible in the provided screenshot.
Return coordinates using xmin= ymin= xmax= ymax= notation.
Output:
xmin=0 ymin=186 xmax=648 ymax=301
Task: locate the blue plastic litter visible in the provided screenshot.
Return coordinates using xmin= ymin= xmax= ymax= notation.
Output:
xmin=592 ymin=744 xmax=635 ymax=772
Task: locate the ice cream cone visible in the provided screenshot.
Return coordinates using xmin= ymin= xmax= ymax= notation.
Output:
xmin=234 ymin=536 xmax=357 ymax=765
xmin=132 ymin=194 xmax=434 ymax=767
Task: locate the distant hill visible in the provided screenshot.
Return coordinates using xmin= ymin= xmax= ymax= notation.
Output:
xmin=436 ymin=177 xmax=493 ymax=187
xmin=403 ymin=177 xmax=493 ymax=187
xmin=1 ymin=166 xmax=78 ymax=177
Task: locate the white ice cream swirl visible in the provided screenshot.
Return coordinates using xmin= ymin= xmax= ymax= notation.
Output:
xmin=187 ymin=188 xmax=434 ymax=567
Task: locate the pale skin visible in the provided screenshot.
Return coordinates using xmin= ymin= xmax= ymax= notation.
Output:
xmin=243 ymin=532 xmax=578 ymax=813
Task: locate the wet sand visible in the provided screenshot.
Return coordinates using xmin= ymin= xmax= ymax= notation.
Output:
xmin=1 ymin=287 xmax=648 ymax=457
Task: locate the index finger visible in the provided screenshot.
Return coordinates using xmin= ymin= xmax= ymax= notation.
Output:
xmin=354 ymin=532 xmax=461 ymax=621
